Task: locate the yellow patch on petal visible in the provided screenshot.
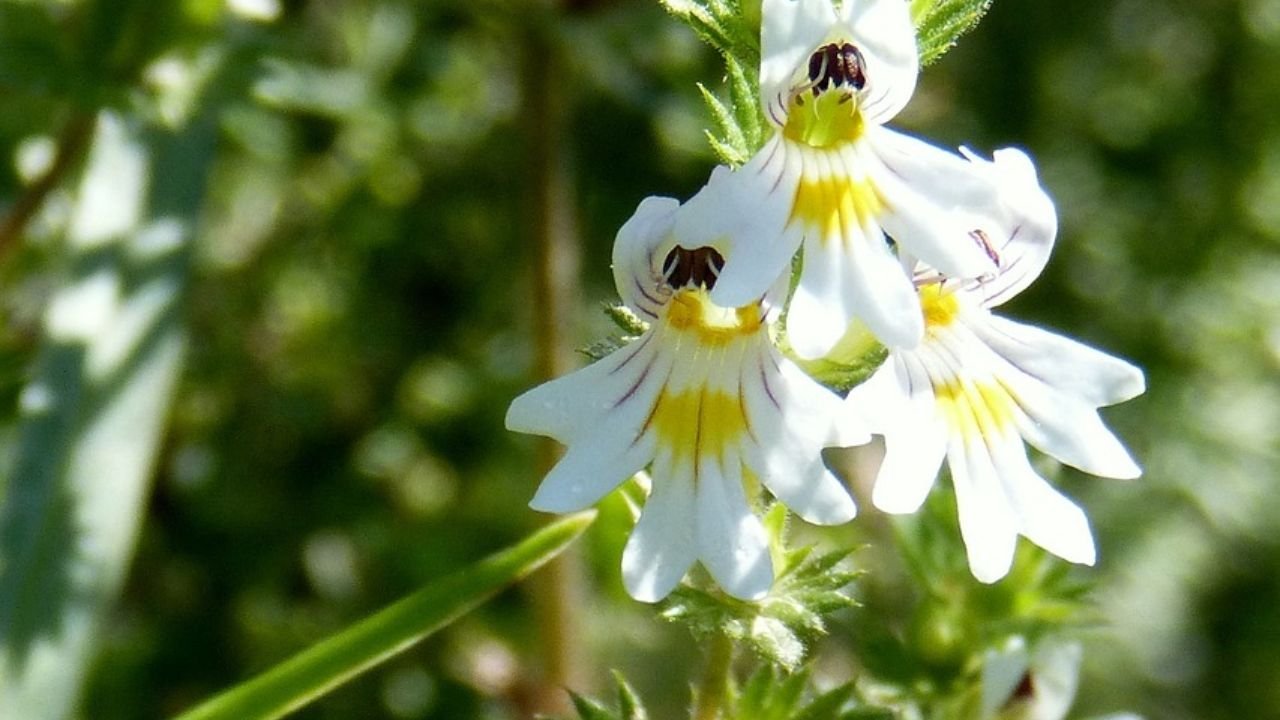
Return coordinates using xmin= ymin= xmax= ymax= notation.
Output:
xmin=665 ymin=289 xmax=762 ymax=345
xmin=933 ymin=378 xmax=1017 ymax=442
xmin=920 ymin=285 xmax=961 ymax=328
xmin=783 ymin=91 xmax=865 ymax=149
xmin=791 ymin=169 xmax=883 ymax=245
xmin=650 ymin=387 xmax=748 ymax=467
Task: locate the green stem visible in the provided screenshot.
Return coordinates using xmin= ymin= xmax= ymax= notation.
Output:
xmin=0 ymin=111 xmax=95 ymax=262
xmin=174 ymin=512 xmax=595 ymax=720
xmin=693 ymin=632 xmax=735 ymax=720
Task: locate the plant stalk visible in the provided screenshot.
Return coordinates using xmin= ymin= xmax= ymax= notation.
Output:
xmin=693 ymin=632 xmax=735 ymax=720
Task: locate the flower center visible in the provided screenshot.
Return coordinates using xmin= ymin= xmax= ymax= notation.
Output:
xmin=665 ymin=288 xmax=762 ymax=344
xmin=782 ymin=43 xmax=867 ymax=149
xmin=662 ymin=245 xmax=725 ymax=291
xmin=919 ymin=285 xmax=961 ymax=328
xmin=808 ymin=42 xmax=866 ymax=93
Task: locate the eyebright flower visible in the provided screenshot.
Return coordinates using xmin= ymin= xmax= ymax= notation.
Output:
xmin=674 ymin=0 xmax=1033 ymax=358
xmin=506 ymin=197 xmax=866 ymax=602
xmin=844 ymin=149 xmax=1146 ymax=583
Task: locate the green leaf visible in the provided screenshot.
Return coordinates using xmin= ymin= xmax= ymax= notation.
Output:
xmin=0 ymin=102 xmax=218 ymax=720
xmin=912 ymin=0 xmax=995 ymax=67
xmin=612 ymin=670 xmax=649 ymax=720
xmin=730 ymin=665 xmax=856 ymax=720
xmin=571 ymin=691 xmax=620 ymax=720
xmin=661 ymin=523 xmax=861 ymax=671
xmin=173 ymin=513 xmax=594 ymax=720
xmin=562 ymin=671 xmax=650 ymax=720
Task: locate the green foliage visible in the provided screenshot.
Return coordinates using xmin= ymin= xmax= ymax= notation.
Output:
xmin=660 ymin=0 xmax=760 ymax=70
xmin=911 ymin=0 xmax=994 ymax=67
xmin=661 ymin=507 xmax=861 ymax=671
xmin=174 ymin=512 xmax=594 ymax=720
xmin=566 ymin=671 xmax=649 ymax=720
xmin=581 ymin=304 xmax=649 ymax=361
xmin=846 ymin=486 xmax=1093 ymax=716
xmin=698 ymin=53 xmax=767 ymax=166
xmin=663 ymin=0 xmax=768 ymax=164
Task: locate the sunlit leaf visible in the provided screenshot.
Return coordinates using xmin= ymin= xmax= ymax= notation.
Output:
xmin=173 ymin=512 xmax=594 ymax=720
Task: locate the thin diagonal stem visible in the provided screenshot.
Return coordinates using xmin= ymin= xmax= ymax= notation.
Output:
xmin=0 ymin=112 xmax=96 ymax=261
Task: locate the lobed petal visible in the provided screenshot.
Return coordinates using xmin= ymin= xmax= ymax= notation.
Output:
xmin=622 ymin=447 xmax=699 ymax=602
xmin=679 ymin=139 xmax=801 ymax=309
xmin=760 ymin=0 xmax=840 ymax=125
xmin=506 ymin=332 xmax=660 ymax=443
xmin=997 ymin=445 xmax=1097 ymax=567
xmin=868 ymin=126 xmax=1002 ymax=281
xmin=854 ymin=356 xmax=949 ymax=514
xmin=958 ymin=147 xmax=1058 ymax=307
xmin=695 ymin=452 xmax=774 ymax=600
xmin=840 ymin=0 xmax=919 ymax=125
xmin=788 ymin=217 xmax=923 ymax=356
xmin=743 ymin=347 xmax=859 ymax=524
xmin=612 ymin=195 xmax=679 ymax=320
xmin=950 ymin=433 xmax=1020 ymax=583
xmin=977 ymin=314 xmax=1146 ymax=407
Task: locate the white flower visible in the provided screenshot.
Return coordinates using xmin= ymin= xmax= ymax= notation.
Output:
xmin=507 ymin=196 xmax=866 ymax=602
xmin=981 ymin=636 xmax=1083 ymax=720
xmin=845 ymin=150 xmax=1145 ymax=583
xmin=675 ymin=0 xmax=1033 ymax=358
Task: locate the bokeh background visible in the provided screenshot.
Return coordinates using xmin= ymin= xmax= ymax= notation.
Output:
xmin=1 ymin=0 xmax=1277 ymax=718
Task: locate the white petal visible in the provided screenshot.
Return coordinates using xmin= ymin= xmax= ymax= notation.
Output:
xmin=951 ymin=314 xmax=1142 ymax=479
xmin=612 ymin=195 xmax=679 ymax=320
xmin=978 ymin=315 xmax=1146 ymax=407
xmin=841 ymin=0 xmax=918 ymax=125
xmin=621 ymin=450 xmax=698 ymax=602
xmin=680 ymin=138 xmax=800 ymax=308
xmin=696 ymin=453 xmax=774 ymax=600
xmin=788 ymin=222 xmax=923 ymax=356
xmin=530 ymin=430 xmax=657 ymax=513
xmin=856 ymin=356 xmax=948 ymax=514
xmin=868 ymin=127 xmax=1002 ymax=280
xmin=996 ymin=444 xmax=1097 ymax=566
xmin=506 ymin=331 xmax=659 ymax=443
xmin=1002 ymin=373 xmax=1142 ymax=480
xmin=744 ymin=348 xmax=858 ymax=524
xmin=959 ymin=147 xmax=1058 ymax=307
xmin=949 ymin=435 xmax=1019 ymax=584
xmin=760 ymin=0 xmax=839 ymax=124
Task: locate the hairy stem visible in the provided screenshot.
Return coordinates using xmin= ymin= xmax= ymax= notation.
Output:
xmin=694 ymin=632 xmax=735 ymax=720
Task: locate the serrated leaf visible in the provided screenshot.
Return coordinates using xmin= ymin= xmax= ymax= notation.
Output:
xmin=611 ymin=671 xmax=649 ymax=720
xmin=660 ymin=539 xmax=860 ymax=670
xmin=912 ymin=0 xmax=994 ymax=66
xmin=604 ymin=303 xmax=650 ymax=336
xmin=571 ymin=691 xmax=620 ymax=720
xmin=793 ymin=683 xmax=855 ymax=720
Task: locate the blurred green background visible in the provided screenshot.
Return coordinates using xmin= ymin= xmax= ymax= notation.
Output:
xmin=0 ymin=0 xmax=1277 ymax=718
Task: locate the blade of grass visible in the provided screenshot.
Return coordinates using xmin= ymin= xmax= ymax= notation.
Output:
xmin=174 ymin=512 xmax=595 ymax=720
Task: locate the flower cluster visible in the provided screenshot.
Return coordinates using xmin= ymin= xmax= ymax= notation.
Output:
xmin=508 ymin=0 xmax=1144 ymax=601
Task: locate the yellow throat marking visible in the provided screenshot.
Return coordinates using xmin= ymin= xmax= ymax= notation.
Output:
xmin=650 ymin=388 xmax=748 ymax=467
xmin=791 ymin=170 xmax=883 ymax=244
xmin=664 ymin=288 xmax=762 ymax=346
xmin=919 ymin=285 xmax=961 ymax=329
xmin=783 ymin=91 xmax=866 ymax=149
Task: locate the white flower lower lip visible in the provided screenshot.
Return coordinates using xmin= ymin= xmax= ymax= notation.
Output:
xmin=850 ymin=279 xmax=1144 ymax=583
xmin=508 ymin=197 xmax=865 ymax=602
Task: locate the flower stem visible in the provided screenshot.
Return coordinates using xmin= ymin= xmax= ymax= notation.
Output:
xmin=521 ymin=8 xmax=586 ymax=716
xmin=693 ymin=632 xmax=735 ymax=720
